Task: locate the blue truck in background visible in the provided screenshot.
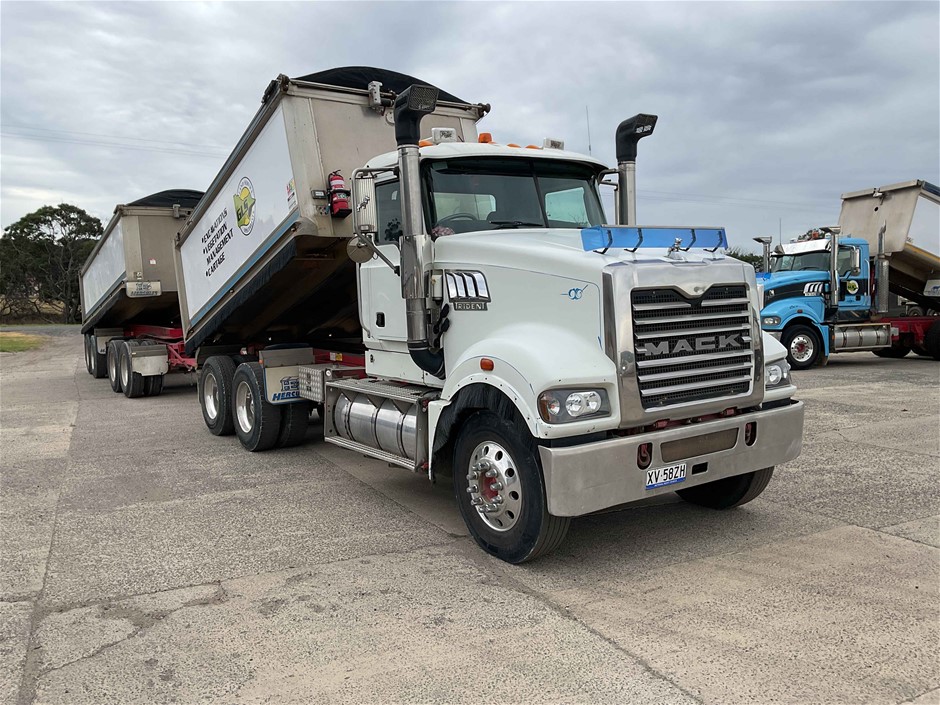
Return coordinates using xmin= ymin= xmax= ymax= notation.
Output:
xmin=757 ymin=180 xmax=940 ymax=369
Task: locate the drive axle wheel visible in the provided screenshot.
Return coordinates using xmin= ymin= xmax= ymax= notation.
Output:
xmin=453 ymin=411 xmax=569 ymax=563
xmin=782 ymin=325 xmax=821 ymax=370
xmin=677 ymin=467 xmax=774 ymax=509
xmin=119 ymin=343 xmax=145 ymax=398
xmin=199 ymin=356 xmax=236 ymax=435
xmin=232 ymin=362 xmax=281 ymax=452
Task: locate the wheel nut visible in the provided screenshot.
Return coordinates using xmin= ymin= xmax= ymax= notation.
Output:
xmin=492 ymin=495 xmax=503 ymax=504
xmin=490 ymin=481 xmax=503 ymax=491
xmin=484 ymin=469 xmax=498 ymax=478
xmin=467 ymin=485 xmax=479 ymax=493
xmin=470 ymin=497 xmax=483 ymax=506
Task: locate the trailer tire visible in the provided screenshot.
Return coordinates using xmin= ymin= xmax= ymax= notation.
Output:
xmin=119 ymin=343 xmax=146 ymax=398
xmin=453 ymin=410 xmax=569 ymax=564
xmin=677 ymin=467 xmax=774 ymax=509
xmin=782 ymin=325 xmax=821 ymax=370
xmin=144 ymin=374 xmax=165 ymax=397
xmin=925 ymin=320 xmax=940 ymax=361
xmin=277 ymin=401 xmax=312 ymax=448
xmin=232 ymin=362 xmax=281 ymax=452
xmin=91 ymin=339 xmax=107 ymax=379
xmin=199 ymin=356 xmax=237 ymax=435
xmin=83 ymin=335 xmax=93 ymax=375
xmin=107 ymin=340 xmax=124 ymax=393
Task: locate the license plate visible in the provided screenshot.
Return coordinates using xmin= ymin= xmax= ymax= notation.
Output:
xmin=645 ymin=462 xmax=687 ymax=490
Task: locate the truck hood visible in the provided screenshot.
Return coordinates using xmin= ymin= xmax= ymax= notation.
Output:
xmin=763 ymin=270 xmax=828 ymax=290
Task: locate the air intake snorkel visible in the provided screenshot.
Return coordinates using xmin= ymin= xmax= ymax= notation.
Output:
xmin=394 ymin=85 xmax=446 ymax=379
xmin=614 ymin=114 xmax=657 ymax=225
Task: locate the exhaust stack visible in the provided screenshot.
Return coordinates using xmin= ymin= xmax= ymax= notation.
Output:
xmin=614 ymin=114 xmax=657 ymax=225
xmin=394 ymin=85 xmax=445 ymax=378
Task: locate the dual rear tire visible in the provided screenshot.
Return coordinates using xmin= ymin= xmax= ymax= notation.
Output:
xmin=198 ymin=356 xmax=311 ymax=451
xmin=84 ymin=335 xmax=107 ymax=378
xmin=106 ymin=340 xmax=164 ymax=398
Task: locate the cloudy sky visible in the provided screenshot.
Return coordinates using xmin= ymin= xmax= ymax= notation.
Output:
xmin=1 ymin=1 xmax=937 ymax=251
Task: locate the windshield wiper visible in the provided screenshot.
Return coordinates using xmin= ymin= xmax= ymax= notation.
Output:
xmin=489 ymin=220 xmax=545 ymax=229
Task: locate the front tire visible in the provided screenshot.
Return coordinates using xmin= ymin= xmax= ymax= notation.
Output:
xmin=453 ymin=411 xmax=569 ymax=563
xmin=232 ymin=362 xmax=281 ymax=452
xmin=677 ymin=467 xmax=774 ymax=509
xmin=782 ymin=324 xmax=821 ymax=370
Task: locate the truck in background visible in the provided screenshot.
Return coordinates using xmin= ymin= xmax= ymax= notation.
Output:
xmin=758 ymin=180 xmax=940 ymax=368
xmin=95 ymin=67 xmax=804 ymax=562
xmin=80 ymin=190 xmax=203 ymax=396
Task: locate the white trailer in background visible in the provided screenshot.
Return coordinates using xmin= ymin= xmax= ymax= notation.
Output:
xmin=79 ymin=190 xmax=202 ymax=396
xmin=171 ymin=67 xmax=804 ymax=563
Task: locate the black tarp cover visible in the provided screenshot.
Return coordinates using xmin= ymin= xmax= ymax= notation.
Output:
xmin=293 ymin=66 xmax=466 ymax=104
xmin=127 ymin=189 xmax=204 ymax=209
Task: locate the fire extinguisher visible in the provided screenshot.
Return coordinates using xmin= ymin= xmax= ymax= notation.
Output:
xmin=328 ymin=170 xmax=352 ymax=218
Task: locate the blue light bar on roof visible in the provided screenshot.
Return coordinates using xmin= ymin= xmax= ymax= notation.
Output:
xmin=581 ymin=226 xmax=728 ymax=252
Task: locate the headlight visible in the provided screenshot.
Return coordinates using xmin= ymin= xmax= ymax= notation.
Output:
xmin=763 ymin=316 xmax=781 ymax=326
xmin=538 ymin=388 xmax=610 ymax=423
xmin=765 ymin=360 xmax=791 ymax=388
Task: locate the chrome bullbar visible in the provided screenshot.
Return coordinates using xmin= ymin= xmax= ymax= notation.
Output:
xmin=602 ymin=260 xmax=765 ymax=426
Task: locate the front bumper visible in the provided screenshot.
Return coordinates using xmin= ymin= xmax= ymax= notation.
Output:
xmin=538 ymin=400 xmax=804 ymax=517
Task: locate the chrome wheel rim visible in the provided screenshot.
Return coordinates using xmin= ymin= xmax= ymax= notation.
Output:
xmin=790 ymin=334 xmax=814 ymax=363
xmin=203 ymin=372 xmax=219 ymax=421
xmin=235 ymin=380 xmax=254 ymax=433
xmin=108 ymin=347 xmax=117 ymax=381
xmin=120 ymin=350 xmax=130 ymax=387
xmin=84 ymin=339 xmax=92 ymax=370
xmin=466 ymin=441 xmax=522 ymax=532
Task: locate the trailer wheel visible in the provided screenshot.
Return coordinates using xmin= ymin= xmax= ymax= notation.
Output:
xmin=119 ymin=343 xmax=146 ymax=398
xmin=782 ymin=325 xmax=821 ymax=370
xmin=107 ymin=340 xmax=123 ymax=393
xmin=83 ymin=335 xmax=93 ymax=375
xmin=144 ymin=374 xmax=165 ymax=397
xmin=276 ymin=401 xmax=312 ymax=448
xmin=90 ymin=337 xmax=107 ymax=379
xmin=677 ymin=467 xmax=774 ymax=509
xmin=199 ymin=356 xmax=237 ymax=435
xmin=873 ymin=344 xmax=910 ymax=359
xmin=232 ymin=362 xmax=281 ymax=452
xmin=925 ymin=320 xmax=940 ymax=361
xmin=453 ymin=410 xmax=569 ymax=563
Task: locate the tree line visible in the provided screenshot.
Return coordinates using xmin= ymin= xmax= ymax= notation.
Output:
xmin=1 ymin=204 xmax=102 ymax=323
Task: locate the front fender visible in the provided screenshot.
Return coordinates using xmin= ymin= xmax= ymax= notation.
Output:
xmin=761 ymin=298 xmax=824 ymax=331
xmin=440 ymin=321 xmax=619 ymax=440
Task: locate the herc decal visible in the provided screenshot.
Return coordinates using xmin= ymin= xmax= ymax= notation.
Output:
xmin=233 ymin=177 xmax=257 ymax=235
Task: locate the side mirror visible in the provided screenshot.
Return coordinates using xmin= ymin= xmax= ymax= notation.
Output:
xmin=347 ymin=237 xmax=374 ymax=264
xmin=352 ymin=173 xmax=377 ymax=237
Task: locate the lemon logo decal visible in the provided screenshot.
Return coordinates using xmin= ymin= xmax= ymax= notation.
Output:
xmin=233 ymin=177 xmax=256 ymax=235
xmin=846 ymin=280 xmax=859 ymax=295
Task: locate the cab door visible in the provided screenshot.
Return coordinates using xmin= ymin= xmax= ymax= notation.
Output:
xmin=359 ymin=180 xmax=408 ymax=347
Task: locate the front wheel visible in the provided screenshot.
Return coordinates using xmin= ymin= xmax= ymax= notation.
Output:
xmin=453 ymin=411 xmax=569 ymax=563
xmin=782 ymin=325 xmax=822 ymax=370
xmin=677 ymin=467 xmax=774 ymax=509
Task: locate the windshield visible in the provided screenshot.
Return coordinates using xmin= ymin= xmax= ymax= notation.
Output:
xmin=424 ymin=158 xmax=605 ymax=235
xmin=771 ymin=247 xmax=857 ymax=275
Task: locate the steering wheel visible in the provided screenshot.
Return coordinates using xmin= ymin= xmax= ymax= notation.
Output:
xmin=438 ymin=213 xmax=476 ymax=224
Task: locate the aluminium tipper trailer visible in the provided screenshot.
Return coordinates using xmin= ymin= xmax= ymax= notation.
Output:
xmin=168 ymin=66 xmax=804 ymax=563
xmin=80 ymin=189 xmax=203 ymax=395
xmin=173 ymin=68 xmax=485 ymax=359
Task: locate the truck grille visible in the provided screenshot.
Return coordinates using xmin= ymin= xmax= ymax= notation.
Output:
xmin=631 ymin=285 xmax=754 ymax=409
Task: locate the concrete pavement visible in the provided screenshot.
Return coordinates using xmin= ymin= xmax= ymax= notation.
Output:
xmin=1 ymin=330 xmax=937 ymax=704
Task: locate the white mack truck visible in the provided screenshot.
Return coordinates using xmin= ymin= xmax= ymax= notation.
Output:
xmin=168 ymin=68 xmax=804 ymax=563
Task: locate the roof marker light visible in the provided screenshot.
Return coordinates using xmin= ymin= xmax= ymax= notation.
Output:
xmin=478 ymin=133 xmax=493 ymax=143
